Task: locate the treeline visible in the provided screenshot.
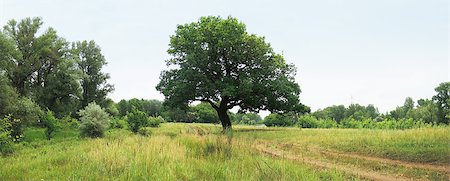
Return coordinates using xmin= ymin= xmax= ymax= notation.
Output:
xmin=264 ymin=82 xmax=450 ymax=129
xmin=113 ymin=99 xmax=261 ymax=125
xmin=0 ymin=17 xmax=113 ymax=118
xmin=0 ymin=17 xmax=114 ymax=153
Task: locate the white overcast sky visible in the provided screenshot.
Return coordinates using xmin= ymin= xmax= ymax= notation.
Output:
xmin=1 ymin=0 xmax=449 ymax=114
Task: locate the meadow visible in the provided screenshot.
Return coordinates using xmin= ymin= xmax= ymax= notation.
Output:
xmin=1 ymin=123 xmax=449 ymax=180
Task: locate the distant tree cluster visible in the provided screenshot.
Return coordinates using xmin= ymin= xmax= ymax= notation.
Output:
xmin=0 ymin=17 xmax=113 ymax=118
xmin=117 ymin=99 xmax=163 ymax=117
xmin=264 ymin=82 xmax=449 ymax=128
xmin=0 ymin=17 xmax=114 ymax=148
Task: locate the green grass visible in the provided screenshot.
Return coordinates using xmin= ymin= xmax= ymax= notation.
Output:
xmin=0 ymin=124 xmax=352 ymax=180
xmin=235 ymin=127 xmax=450 ymax=164
xmin=0 ymin=123 xmax=448 ymax=180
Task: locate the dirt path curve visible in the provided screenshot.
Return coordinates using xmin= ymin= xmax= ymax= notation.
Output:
xmin=255 ymin=145 xmax=414 ymax=181
xmin=306 ymin=145 xmax=450 ymax=174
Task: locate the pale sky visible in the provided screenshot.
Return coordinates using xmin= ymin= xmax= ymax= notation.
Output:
xmin=1 ymin=0 xmax=449 ymax=114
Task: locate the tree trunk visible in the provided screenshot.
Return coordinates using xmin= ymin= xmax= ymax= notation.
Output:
xmin=217 ymin=108 xmax=232 ymax=131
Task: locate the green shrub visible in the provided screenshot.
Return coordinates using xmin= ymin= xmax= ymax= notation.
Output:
xmin=137 ymin=127 xmax=152 ymax=136
xmin=62 ymin=116 xmax=80 ymax=129
xmin=110 ymin=117 xmax=128 ymax=129
xmin=7 ymin=98 xmax=43 ymax=142
xmin=264 ymin=113 xmax=297 ymax=127
xmin=297 ymin=115 xmax=319 ymax=128
xmin=190 ymin=103 xmax=219 ymax=123
xmin=78 ymin=102 xmax=110 ymax=138
xmin=41 ymin=110 xmax=59 ymax=140
xmin=0 ymin=115 xmax=14 ymax=155
xmin=147 ymin=116 xmax=163 ymax=127
xmin=127 ymin=109 xmax=148 ymax=133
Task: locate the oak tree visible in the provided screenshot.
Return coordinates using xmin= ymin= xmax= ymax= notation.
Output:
xmin=157 ymin=16 xmax=309 ymax=130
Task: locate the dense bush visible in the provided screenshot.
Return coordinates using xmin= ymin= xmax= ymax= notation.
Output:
xmin=297 ymin=115 xmax=337 ymax=128
xmin=263 ymin=113 xmax=297 ymax=127
xmin=78 ymin=102 xmax=110 ymax=138
xmin=147 ymin=116 xmax=163 ymax=127
xmin=41 ymin=110 xmax=59 ymax=140
xmin=161 ymin=107 xmax=193 ymax=122
xmin=293 ymin=115 xmax=437 ymax=129
xmin=338 ymin=117 xmax=434 ymax=129
xmin=109 ymin=117 xmax=128 ymax=129
xmin=232 ymin=113 xmax=262 ymax=125
xmin=1 ymin=77 xmax=43 ymax=141
xmin=0 ymin=115 xmax=14 ymax=155
xmin=138 ymin=127 xmax=152 ymax=136
xmin=127 ymin=109 xmax=149 ymax=133
xmin=190 ymin=103 xmax=219 ymax=123
xmin=118 ymin=99 xmax=162 ymax=117
xmin=61 ymin=116 xmax=80 ymax=129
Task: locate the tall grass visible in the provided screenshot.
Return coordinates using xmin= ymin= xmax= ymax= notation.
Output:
xmin=0 ymin=124 xmax=352 ymax=180
xmin=236 ymin=126 xmax=450 ymax=164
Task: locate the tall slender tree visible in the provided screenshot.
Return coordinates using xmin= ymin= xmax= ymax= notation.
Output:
xmin=72 ymin=40 xmax=114 ymax=109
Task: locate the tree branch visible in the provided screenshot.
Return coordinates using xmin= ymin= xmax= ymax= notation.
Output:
xmin=195 ymin=98 xmax=219 ymax=110
xmin=227 ymin=100 xmax=243 ymax=109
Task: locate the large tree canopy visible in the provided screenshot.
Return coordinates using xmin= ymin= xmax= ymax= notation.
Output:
xmin=157 ymin=16 xmax=309 ymax=130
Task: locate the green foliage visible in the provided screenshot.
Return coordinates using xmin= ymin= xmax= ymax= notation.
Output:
xmin=190 ymin=103 xmax=219 ymax=123
xmin=2 ymin=17 xmax=44 ymax=95
xmin=161 ymin=106 xmax=190 ymax=122
xmin=61 ymin=116 xmax=80 ymax=129
xmin=0 ymin=74 xmax=20 ymax=117
xmin=2 ymin=17 xmax=82 ymax=118
xmin=103 ymin=98 xmax=119 ymax=117
xmin=126 ymin=109 xmax=149 ymax=133
xmin=7 ymin=97 xmax=43 ymax=141
xmin=433 ymin=82 xmax=450 ymax=124
xmin=1 ymin=17 xmax=114 ymax=119
xmin=305 ymin=116 xmax=436 ymax=129
xmin=232 ymin=113 xmax=262 ymax=125
xmin=78 ymin=102 xmax=110 ymax=138
xmin=137 ymin=127 xmax=152 ymax=136
xmin=0 ymin=32 xmax=17 ymax=71
xmin=72 ymin=40 xmax=114 ymax=109
xmin=161 ymin=106 xmax=192 ymax=122
xmin=312 ymin=105 xmax=346 ymax=123
xmin=41 ymin=110 xmax=59 ymax=140
xmin=147 ymin=116 xmax=163 ymax=127
xmin=413 ymin=99 xmax=439 ymax=123
xmin=117 ymin=99 xmax=162 ymax=117
xmin=263 ymin=113 xmax=298 ymax=127
xmin=0 ymin=115 xmax=14 ymax=155
xmin=157 ymin=16 xmax=309 ymax=129
xmin=36 ymin=59 xmax=82 ymax=118
xmin=297 ymin=115 xmax=337 ymax=128
xmin=109 ymin=117 xmax=128 ymax=129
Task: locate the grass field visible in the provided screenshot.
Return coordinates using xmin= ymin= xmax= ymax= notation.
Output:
xmin=1 ymin=123 xmax=449 ymax=180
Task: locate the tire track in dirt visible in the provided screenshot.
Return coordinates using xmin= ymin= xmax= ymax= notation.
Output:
xmin=306 ymin=145 xmax=450 ymax=174
xmin=255 ymin=144 xmax=414 ymax=181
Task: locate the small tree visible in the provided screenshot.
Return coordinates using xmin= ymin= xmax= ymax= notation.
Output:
xmin=127 ymin=109 xmax=148 ymax=133
xmin=147 ymin=116 xmax=163 ymax=127
xmin=0 ymin=115 xmax=14 ymax=155
xmin=41 ymin=110 xmax=58 ymax=140
xmin=78 ymin=102 xmax=110 ymax=138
